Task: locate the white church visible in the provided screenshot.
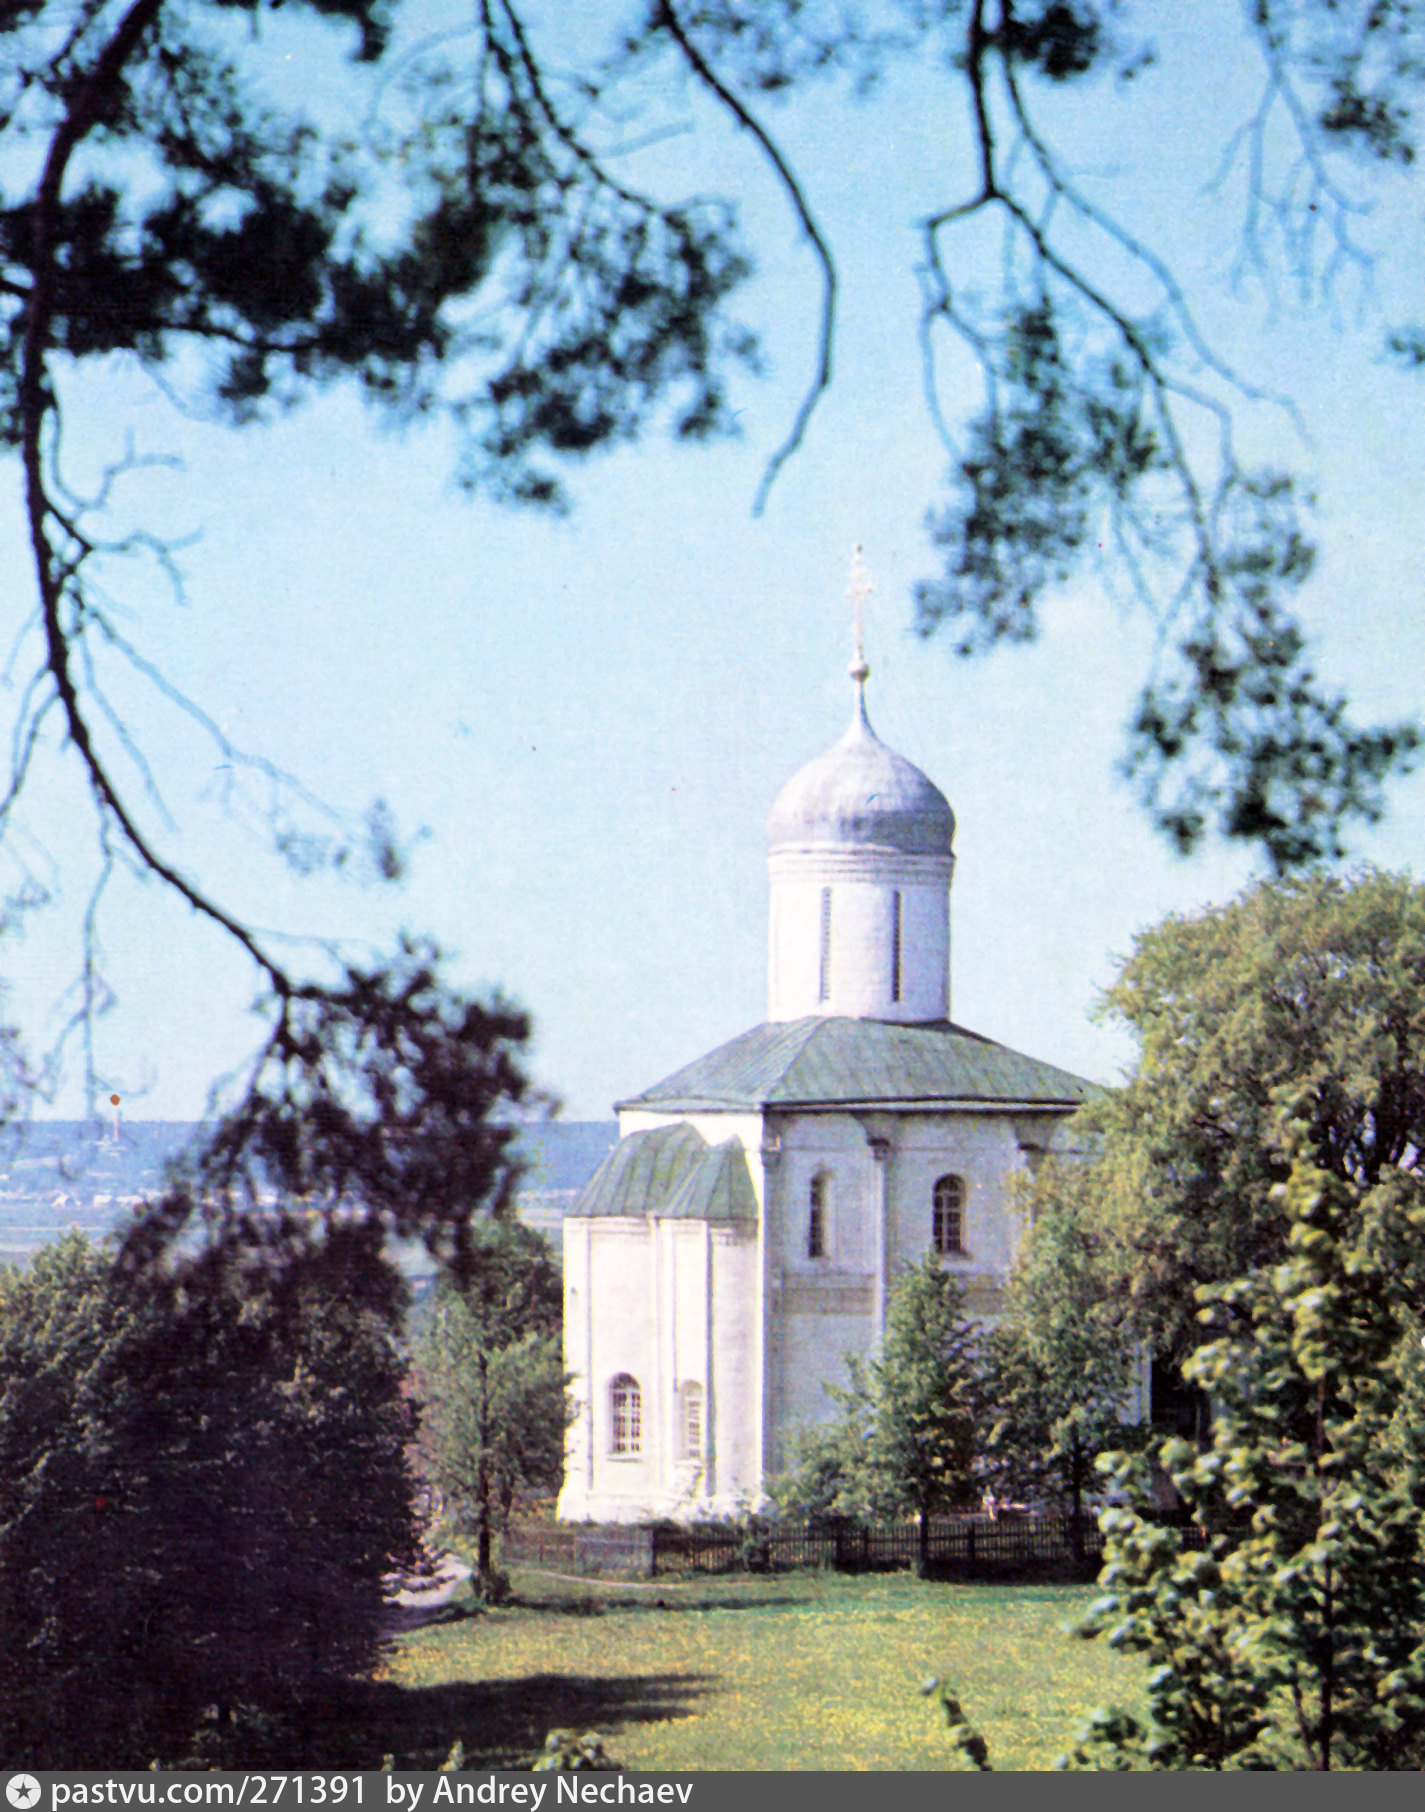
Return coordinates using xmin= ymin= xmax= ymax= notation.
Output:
xmin=557 ymin=575 xmax=1100 ymax=1524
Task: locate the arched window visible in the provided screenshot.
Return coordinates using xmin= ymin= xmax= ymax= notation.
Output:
xmin=610 ymin=1374 xmax=642 ymax=1455
xmin=808 ymin=1172 xmax=830 ymax=1259
xmin=679 ymin=1381 xmax=704 ymax=1462
xmin=933 ymin=1175 xmax=966 ymax=1255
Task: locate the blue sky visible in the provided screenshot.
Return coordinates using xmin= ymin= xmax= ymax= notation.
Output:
xmin=4 ymin=0 xmax=1424 ymax=1124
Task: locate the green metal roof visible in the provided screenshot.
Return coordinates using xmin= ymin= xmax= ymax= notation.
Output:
xmin=618 ymin=1017 xmax=1102 ymax=1113
xmin=573 ymin=1122 xmax=758 ymax=1222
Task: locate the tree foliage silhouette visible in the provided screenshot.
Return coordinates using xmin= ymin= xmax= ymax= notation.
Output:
xmin=0 ymin=1231 xmax=418 ymax=1767
xmin=629 ymin=0 xmax=1425 ymax=867
xmin=978 ymin=1160 xmax=1136 ymax=1567
xmin=0 ymin=942 xmax=541 ymax=1767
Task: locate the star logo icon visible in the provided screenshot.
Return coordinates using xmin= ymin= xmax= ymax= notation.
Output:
xmin=6 ymin=1779 xmax=41 ymax=1810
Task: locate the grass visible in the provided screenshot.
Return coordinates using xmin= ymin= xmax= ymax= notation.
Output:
xmin=378 ymin=1566 xmax=1149 ymax=1771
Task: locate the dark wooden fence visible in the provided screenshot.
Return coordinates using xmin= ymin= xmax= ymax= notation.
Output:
xmin=652 ymin=1513 xmax=1104 ymax=1580
xmin=504 ymin=1512 xmax=1205 ymax=1582
xmin=502 ymin=1522 xmax=654 ymax=1574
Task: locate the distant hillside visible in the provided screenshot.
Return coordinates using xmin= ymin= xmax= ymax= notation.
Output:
xmin=512 ymin=1120 xmax=621 ymax=1243
xmin=516 ymin=1121 xmax=622 ymax=1192
xmin=0 ymin=1118 xmax=620 ymax=1266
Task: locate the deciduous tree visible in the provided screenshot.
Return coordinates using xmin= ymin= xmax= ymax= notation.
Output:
xmin=412 ymin=1219 xmax=567 ymax=1588
xmin=779 ymin=1258 xmax=980 ymax=1573
xmin=1066 ymin=1145 xmax=1425 ymax=1770
xmin=0 ymin=1230 xmax=418 ymax=1767
xmin=978 ymin=1163 xmax=1137 ymax=1566
xmin=120 ymin=935 xmax=542 ymax=1292
xmin=1079 ymin=867 xmax=1425 ymax=1360
xmin=653 ymin=0 xmax=1425 ymax=867
xmin=0 ymin=941 xmax=541 ymax=1767
xmin=1 ymin=0 xmax=758 ymax=1097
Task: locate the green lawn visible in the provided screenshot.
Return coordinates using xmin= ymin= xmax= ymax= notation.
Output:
xmin=380 ymin=1567 xmax=1148 ymax=1771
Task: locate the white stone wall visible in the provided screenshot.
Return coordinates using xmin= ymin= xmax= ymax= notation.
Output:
xmin=617 ymin=1109 xmax=767 ymax=1160
xmin=767 ymin=849 xmax=954 ymax=1022
xmin=762 ymin=1113 xmax=878 ymax=1468
xmin=557 ymin=1209 xmax=760 ymax=1523
xmin=759 ymin=1107 xmax=1066 ymax=1477
xmin=885 ymin=1111 xmax=1027 ymax=1280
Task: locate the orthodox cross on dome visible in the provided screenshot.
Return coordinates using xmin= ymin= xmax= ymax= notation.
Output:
xmin=847 ymin=544 xmax=873 ymax=690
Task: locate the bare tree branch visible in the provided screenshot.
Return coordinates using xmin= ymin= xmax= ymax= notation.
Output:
xmin=658 ymin=0 xmax=837 ymax=515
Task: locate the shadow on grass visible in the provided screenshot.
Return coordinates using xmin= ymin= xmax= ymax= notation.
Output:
xmin=290 ymin=1670 xmax=717 ymax=1770
xmin=512 ymin=1587 xmax=806 ymax=1617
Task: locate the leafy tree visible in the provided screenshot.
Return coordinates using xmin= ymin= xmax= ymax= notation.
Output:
xmin=0 ymin=941 xmax=540 ymax=1768
xmin=1066 ymin=1144 xmax=1425 ymax=1771
xmin=769 ymin=1402 xmax=872 ymax=1531
xmin=780 ymin=1257 xmax=980 ymax=1574
xmin=978 ymin=1163 xmax=1137 ymax=1566
xmin=772 ymin=1424 xmax=849 ymax=1524
xmin=870 ymin=1260 xmax=981 ymax=1568
xmin=412 ymin=1218 xmax=567 ymax=1588
xmin=931 ymin=875 xmax=1425 ymax=1767
xmin=0 ymin=1229 xmax=418 ymax=1768
xmin=1079 ymin=867 xmax=1425 ymax=1362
